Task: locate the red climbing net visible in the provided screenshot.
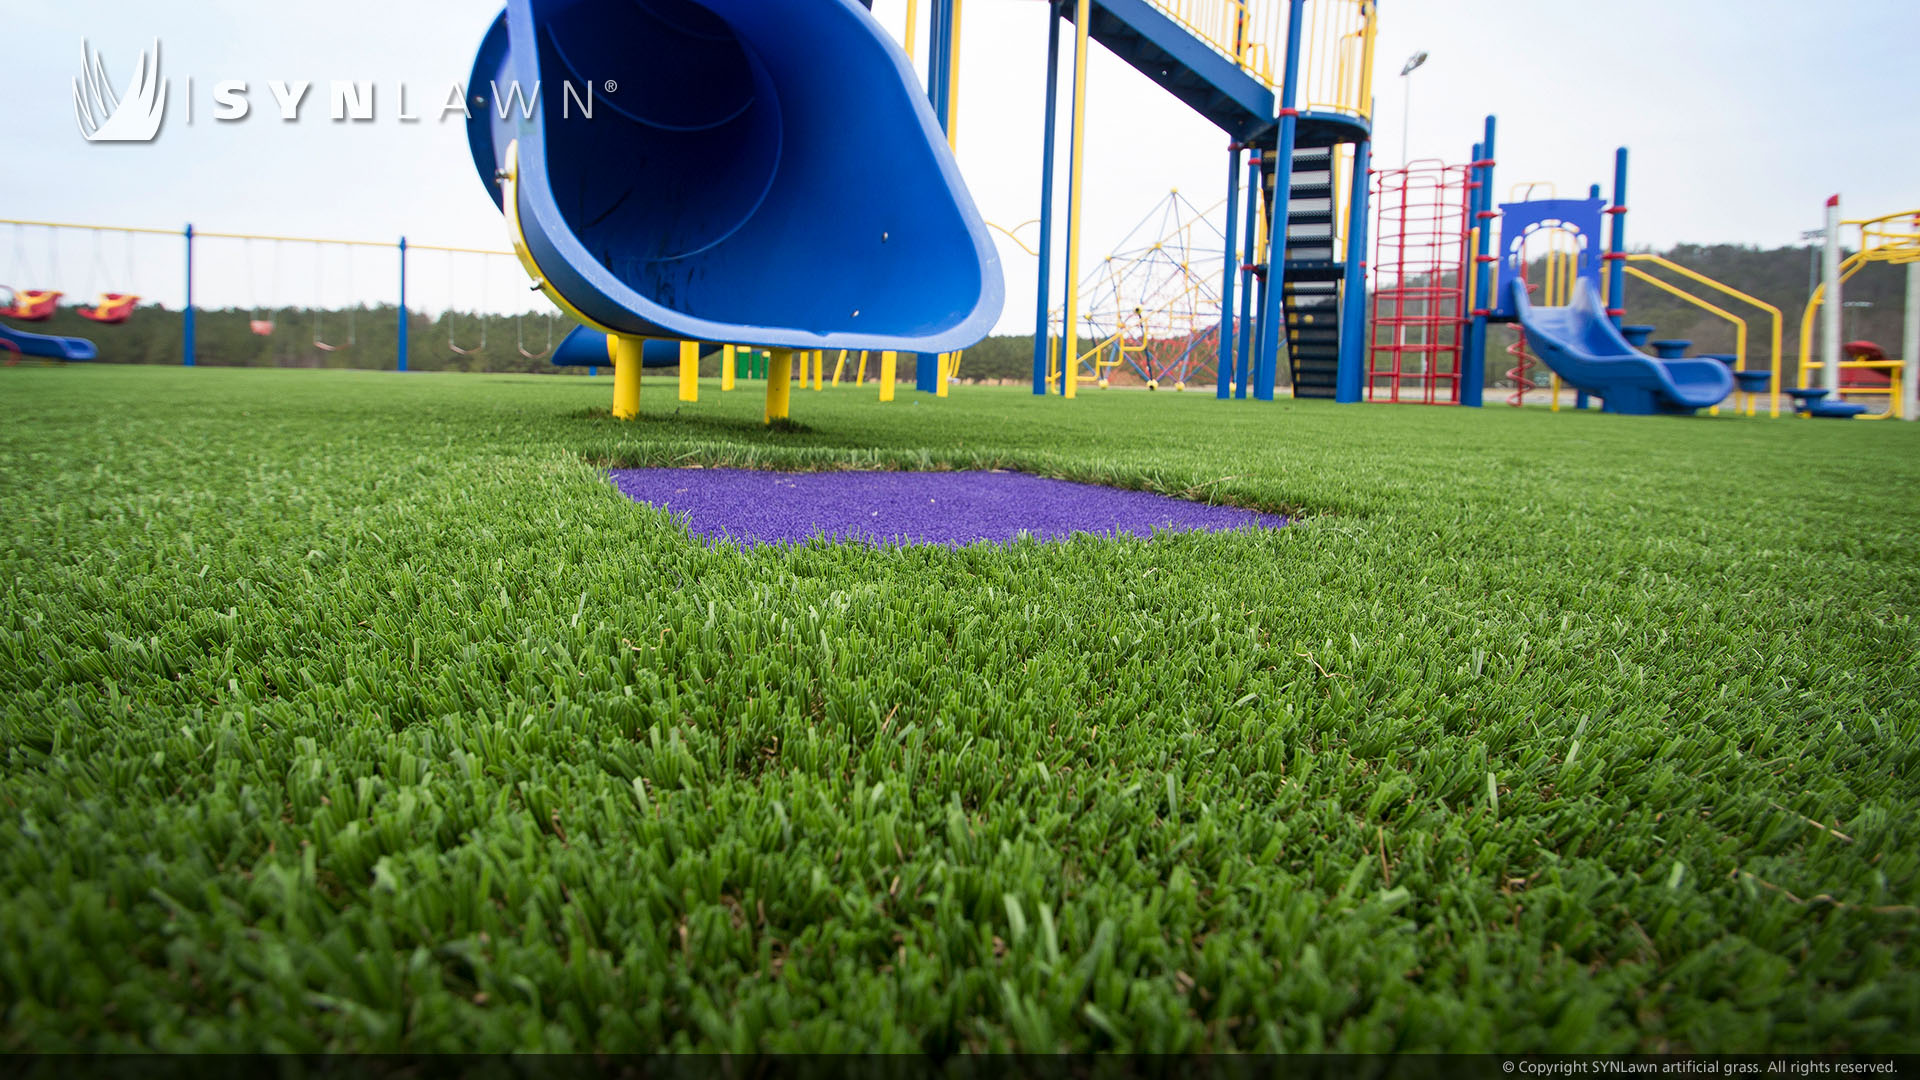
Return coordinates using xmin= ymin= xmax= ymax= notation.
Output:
xmin=1367 ymin=161 xmax=1473 ymax=405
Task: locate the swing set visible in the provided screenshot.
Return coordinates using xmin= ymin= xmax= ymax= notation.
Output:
xmin=311 ymin=243 xmax=357 ymax=353
xmin=2 ymin=216 xmax=559 ymax=369
xmin=2 ymin=221 xmax=153 ymax=324
xmin=437 ymin=247 xmax=554 ymax=360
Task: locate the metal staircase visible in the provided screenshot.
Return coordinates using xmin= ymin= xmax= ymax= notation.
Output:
xmin=1033 ymin=0 xmax=1377 ymax=401
xmin=1281 ymin=143 xmax=1345 ymax=397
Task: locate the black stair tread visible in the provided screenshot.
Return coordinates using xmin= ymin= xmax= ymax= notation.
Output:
xmin=1282 ymin=262 xmax=1346 ymax=280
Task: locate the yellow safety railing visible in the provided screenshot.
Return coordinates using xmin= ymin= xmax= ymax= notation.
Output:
xmin=1854 ymin=210 xmax=1920 ymax=266
xmin=1140 ymin=0 xmax=1375 ymax=120
xmin=1622 ymin=265 xmax=1747 ymax=417
xmin=1797 ymin=208 xmax=1920 ymax=417
xmin=1142 ymin=0 xmax=1281 ymax=87
xmin=1623 ymin=254 xmax=1782 ymax=418
xmin=1299 ymin=0 xmax=1377 ymax=119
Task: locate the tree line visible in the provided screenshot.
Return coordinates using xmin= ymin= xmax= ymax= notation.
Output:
xmin=11 ymin=242 xmax=1907 ymax=388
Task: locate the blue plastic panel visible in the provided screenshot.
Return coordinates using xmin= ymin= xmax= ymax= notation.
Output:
xmin=1491 ymin=196 xmax=1606 ymax=320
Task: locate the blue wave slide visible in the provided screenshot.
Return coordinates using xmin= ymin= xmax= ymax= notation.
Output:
xmin=1508 ymin=278 xmax=1731 ymax=415
xmin=0 ymin=323 xmax=97 ymax=362
xmin=465 ymin=0 xmax=1004 ymax=362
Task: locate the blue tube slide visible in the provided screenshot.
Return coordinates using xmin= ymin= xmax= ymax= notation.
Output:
xmin=0 ymin=323 xmax=97 ymax=362
xmin=1508 ymin=278 xmax=1731 ymax=415
xmin=466 ymin=0 xmax=1004 ymax=355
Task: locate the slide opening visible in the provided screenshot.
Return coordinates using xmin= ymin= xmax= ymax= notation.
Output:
xmin=521 ymin=0 xmax=989 ymax=341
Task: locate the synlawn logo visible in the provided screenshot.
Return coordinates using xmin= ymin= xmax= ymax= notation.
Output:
xmin=71 ymin=37 xmax=603 ymax=145
xmin=73 ymin=39 xmax=168 ymax=143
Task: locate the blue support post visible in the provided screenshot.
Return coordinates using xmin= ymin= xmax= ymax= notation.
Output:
xmin=1248 ymin=267 xmax=1268 ymax=398
xmin=1461 ymin=140 xmax=1485 ymax=406
xmin=1461 ymin=115 xmax=1497 ymax=407
xmin=397 ymin=236 xmax=409 ymax=372
xmin=927 ymin=0 xmax=951 ymax=125
xmin=916 ymin=352 xmax=939 ymax=393
xmin=1254 ymin=0 xmax=1307 ymax=401
xmin=1032 ymin=2 xmax=1061 ymax=395
xmin=1334 ymin=137 xmax=1371 ymax=402
xmin=182 ymin=223 xmax=196 ymax=367
xmin=1217 ymin=143 xmax=1242 ymax=398
xmin=1234 ymin=152 xmax=1260 ymax=398
xmin=1607 ymin=147 xmax=1629 ymax=329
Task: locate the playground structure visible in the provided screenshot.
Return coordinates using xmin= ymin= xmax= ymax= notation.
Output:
xmin=8 ymin=1 xmax=1387 ymax=416
xmin=1358 ymin=126 xmax=1747 ymax=416
xmin=1354 ymin=113 xmax=1917 ymax=420
xmin=1792 ymin=203 xmax=1919 ymax=419
xmin=459 ymin=0 xmax=1383 ymax=418
xmin=1051 ymin=191 xmax=1230 ymax=391
xmin=9 ymin=2 xmax=1911 ymax=422
xmin=1029 ymin=0 xmax=1380 ymax=405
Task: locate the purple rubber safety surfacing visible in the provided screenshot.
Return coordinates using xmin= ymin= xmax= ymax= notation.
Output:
xmin=609 ymin=468 xmax=1287 ymax=548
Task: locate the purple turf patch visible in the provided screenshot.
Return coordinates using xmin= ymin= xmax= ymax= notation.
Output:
xmin=609 ymin=468 xmax=1287 ymax=547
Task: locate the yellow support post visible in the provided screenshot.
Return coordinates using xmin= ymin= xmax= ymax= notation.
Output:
xmin=813 ymin=350 xmax=825 ymax=391
xmin=766 ymin=349 xmax=793 ymax=423
xmin=721 ymin=344 xmax=736 ymax=392
xmin=857 ymin=350 xmax=870 ymax=384
xmin=1060 ymin=0 xmax=1092 ymax=399
xmin=946 ymin=0 xmax=963 ymax=151
xmin=611 ymin=335 xmax=643 ymax=420
xmin=879 ymin=350 xmax=897 ymax=401
xmin=904 ymin=0 xmax=918 ymax=62
xmin=1358 ymin=2 xmax=1379 ymax=121
xmin=831 ymin=349 xmax=848 ymax=387
xmin=678 ymin=340 xmax=699 ymax=402
xmin=936 ymin=352 xmax=950 ymax=397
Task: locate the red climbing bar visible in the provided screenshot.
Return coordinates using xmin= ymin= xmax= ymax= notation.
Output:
xmin=1366 ymin=160 xmax=1473 ymax=405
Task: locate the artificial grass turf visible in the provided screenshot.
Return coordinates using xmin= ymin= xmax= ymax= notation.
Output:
xmin=1 ymin=365 xmax=1916 ymax=1053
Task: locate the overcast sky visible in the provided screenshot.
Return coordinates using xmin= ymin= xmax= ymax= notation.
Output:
xmin=3 ymin=0 xmax=1915 ymax=329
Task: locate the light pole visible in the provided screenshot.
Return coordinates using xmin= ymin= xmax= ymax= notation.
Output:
xmin=1399 ymin=51 xmax=1428 ymax=168
xmin=1843 ymin=300 xmax=1873 ymax=342
xmin=1801 ymin=227 xmax=1825 ymax=298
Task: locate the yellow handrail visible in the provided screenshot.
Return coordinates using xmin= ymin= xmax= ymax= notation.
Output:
xmin=1625 ymin=253 xmax=1782 ymax=418
xmin=985 ymin=219 xmax=1042 ymax=257
xmin=1797 ymin=210 xmax=1920 ymax=417
xmin=1137 ymin=1 xmax=1375 ymax=120
xmin=1622 ymin=265 xmax=1747 ymax=416
xmin=1797 ymin=251 xmax=1870 ymax=389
